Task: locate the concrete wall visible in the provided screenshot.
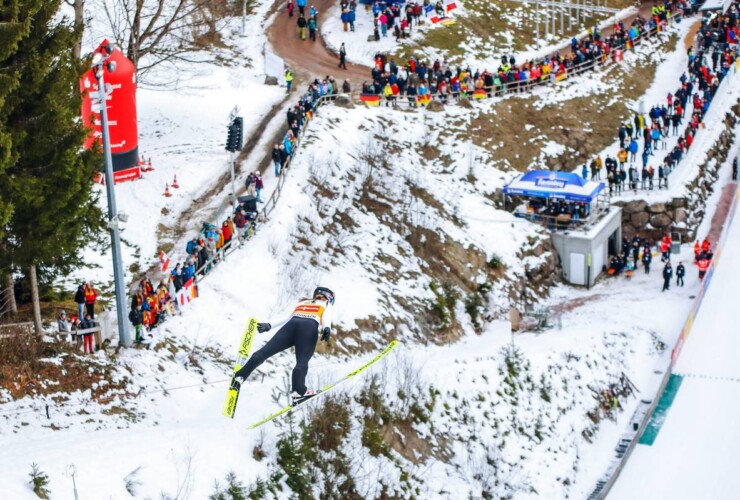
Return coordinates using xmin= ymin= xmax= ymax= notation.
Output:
xmin=551 ymin=208 xmax=622 ymax=287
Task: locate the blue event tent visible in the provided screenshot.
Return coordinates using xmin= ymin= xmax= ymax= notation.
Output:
xmin=503 ymin=170 xmax=605 ymax=203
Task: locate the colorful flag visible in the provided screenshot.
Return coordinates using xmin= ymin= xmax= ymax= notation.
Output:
xmin=555 ymin=72 xmax=567 ymax=82
xmin=430 ymin=15 xmax=441 ymax=23
xmin=178 ymin=277 xmax=198 ymax=306
xmin=473 ymin=89 xmax=487 ymax=99
xmin=424 ymin=3 xmax=434 ymax=13
xmin=441 ymin=18 xmax=456 ymax=25
xmin=360 ymin=94 xmax=381 ymax=106
xmin=417 ymin=94 xmax=431 ymax=106
xmin=159 ymin=250 xmax=171 ymax=273
xmin=446 ymin=2 xmax=457 ymax=11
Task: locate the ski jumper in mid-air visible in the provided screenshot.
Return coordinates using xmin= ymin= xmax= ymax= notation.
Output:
xmin=233 ymin=287 xmax=334 ymax=404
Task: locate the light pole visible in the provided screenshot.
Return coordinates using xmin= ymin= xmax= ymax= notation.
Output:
xmin=92 ymin=48 xmax=131 ymax=347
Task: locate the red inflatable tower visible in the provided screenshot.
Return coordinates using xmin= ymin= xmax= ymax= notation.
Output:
xmin=80 ymin=40 xmax=141 ymax=183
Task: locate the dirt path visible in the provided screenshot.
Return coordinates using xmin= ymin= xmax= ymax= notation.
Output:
xmin=706 ymin=182 xmax=738 ymax=245
xmin=684 ymin=18 xmax=702 ymax=50
xmin=268 ymin=0 xmax=371 ymax=85
xmin=266 ymin=0 xmax=676 ymax=86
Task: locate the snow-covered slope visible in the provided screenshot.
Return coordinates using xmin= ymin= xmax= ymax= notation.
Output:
xmin=611 ymin=185 xmax=740 ymax=500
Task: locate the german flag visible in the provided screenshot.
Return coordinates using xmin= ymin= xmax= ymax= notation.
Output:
xmin=555 ymin=72 xmax=567 ymax=82
xmin=473 ymin=89 xmax=487 ymax=99
xmin=417 ymin=94 xmax=431 ymax=106
xmin=360 ymin=94 xmax=381 ymax=106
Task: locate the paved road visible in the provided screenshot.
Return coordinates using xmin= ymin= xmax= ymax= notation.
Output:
xmin=266 ymin=0 xmax=670 ymax=87
xmin=267 ymin=0 xmax=372 ymax=86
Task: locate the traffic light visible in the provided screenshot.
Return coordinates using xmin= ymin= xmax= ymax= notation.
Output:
xmin=225 ymin=116 xmax=243 ymax=152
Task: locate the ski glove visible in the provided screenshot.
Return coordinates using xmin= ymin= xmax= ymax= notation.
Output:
xmin=257 ymin=322 xmax=271 ymax=333
xmin=321 ymin=327 xmax=331 ymax=342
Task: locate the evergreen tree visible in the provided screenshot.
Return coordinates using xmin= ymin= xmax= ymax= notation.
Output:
xmin=0 ymin=0 xmax=104 ymax=328
xmin=0 ymin=0 xmax=35 ymax=244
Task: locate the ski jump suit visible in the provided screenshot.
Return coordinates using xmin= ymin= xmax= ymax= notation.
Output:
xmin=234 ymin=298 xmax=332 ymax=396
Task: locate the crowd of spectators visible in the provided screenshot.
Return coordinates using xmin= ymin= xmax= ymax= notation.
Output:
xmin=696 ymin=0 xmax=740 ymax=49
xmin=357 ymin=1 xmax=692 ymax=105
xmin=606 ymin=27 xmax=737 ymax=196
xmin=520 ymin=198 xmax=593 ymax=225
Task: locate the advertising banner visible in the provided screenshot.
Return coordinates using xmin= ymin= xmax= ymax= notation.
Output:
xmin=80 ymin=40 xmax=140 ymax=183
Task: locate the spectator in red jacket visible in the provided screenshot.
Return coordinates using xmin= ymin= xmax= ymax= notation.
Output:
xmin=697 ymin=256 xmax=711 ymax=281
xmin=222 ymin=219 xmax=232 ymax=245
xmin=234 ymin=209 xmax=248 ymax=239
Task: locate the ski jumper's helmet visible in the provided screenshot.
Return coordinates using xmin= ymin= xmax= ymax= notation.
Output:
xmin=313 ymin=286 xmax=335 ymax=304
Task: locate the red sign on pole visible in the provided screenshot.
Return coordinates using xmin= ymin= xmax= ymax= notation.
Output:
xmin=80 ymin=40 xmax=140 ymax=183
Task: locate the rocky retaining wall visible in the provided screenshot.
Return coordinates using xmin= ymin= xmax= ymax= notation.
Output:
xmin=615 ymin=106 xmax=739 ymax=242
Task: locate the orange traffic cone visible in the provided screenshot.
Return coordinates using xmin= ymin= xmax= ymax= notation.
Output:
xmin=164 ymin=183 xmax=172 ymax=197
xmin=146 ymin=157 xmax=154 ymax=172
xmin=172 ymin=175 xmax=179 ymax=189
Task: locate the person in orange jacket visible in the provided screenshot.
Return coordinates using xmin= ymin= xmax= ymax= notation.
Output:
xmin=693 ymin=241 xmax=701 ymax=261
xmin=83 ymin=282 xmax=97 ymax=319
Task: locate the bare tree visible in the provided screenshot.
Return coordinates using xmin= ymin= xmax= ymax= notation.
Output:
xmin=95 ymin=0 xmax=238 ymax=86
xmin=64 ymin=0 xmax=85 ymax=59
xmin=29 ymin=264 xmax=43 ymax=338
xmin=3 ymin=273 xmax=17 ymax=316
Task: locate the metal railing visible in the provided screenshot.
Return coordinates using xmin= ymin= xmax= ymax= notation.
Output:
xmin=147 ymin=8 xmax=686 ymax=295
xmin=338 ymin=12 xmax=682 ymax=109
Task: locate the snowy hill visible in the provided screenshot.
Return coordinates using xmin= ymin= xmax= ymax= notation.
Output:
xmin=3 ymin=4 xmax=740 ymax=499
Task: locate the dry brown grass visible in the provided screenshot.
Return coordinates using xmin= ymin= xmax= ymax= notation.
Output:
xmin=0 ymin=331 xmax=128 ymax=401
xmin=468 ymin=34 xmax=677 ymax=172
xmin=394 ymin=0 xmax=637 ymax=64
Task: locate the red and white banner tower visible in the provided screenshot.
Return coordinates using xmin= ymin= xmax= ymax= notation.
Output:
xmin=80 ymin=40 xmax=141 ymax=183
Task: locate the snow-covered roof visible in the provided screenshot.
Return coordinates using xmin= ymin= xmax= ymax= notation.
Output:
xmin=699 ymin=0 xmax=732 ymax=13
xmin=504 ymin=170 xmax=605 ymax=203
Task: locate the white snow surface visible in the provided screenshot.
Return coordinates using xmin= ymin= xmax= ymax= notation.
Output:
xmin=2 ymin=89 xmax=728 ymax=500
xmin=610 ymin=185 xmax=740 ymax=500
xmin=4 ymin=5 xmax=740 ymax=500
xmin=58 ymin=1 xmax=286 ymax=293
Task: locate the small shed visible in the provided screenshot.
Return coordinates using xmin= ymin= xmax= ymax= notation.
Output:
xmin=550 ymin=207 xmax=623 ymax=287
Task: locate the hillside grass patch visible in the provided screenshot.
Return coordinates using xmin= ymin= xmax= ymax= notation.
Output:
xmin=394 ymin=0 xmax=636 ymax=64
xmin=469 ymin=33 xmax=677 ymax=172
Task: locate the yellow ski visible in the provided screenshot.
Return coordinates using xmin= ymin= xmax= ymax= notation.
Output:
xmin=247 ymin=340 xmax=400 ymax=429
xmin=222 ymin=317 xmax=259 ymax=418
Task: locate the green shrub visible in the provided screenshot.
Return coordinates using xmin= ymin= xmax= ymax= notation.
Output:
xmin=29 ymin=463 xmax=50 ymax=499
xmin=487 ymin=254 xmax=504 ymax=270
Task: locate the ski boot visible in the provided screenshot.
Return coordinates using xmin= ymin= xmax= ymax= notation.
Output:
xmin=292 ymin=388 xmax=319 ymax=405
xmin=231 ymin=376 xmax=245 ymax=391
